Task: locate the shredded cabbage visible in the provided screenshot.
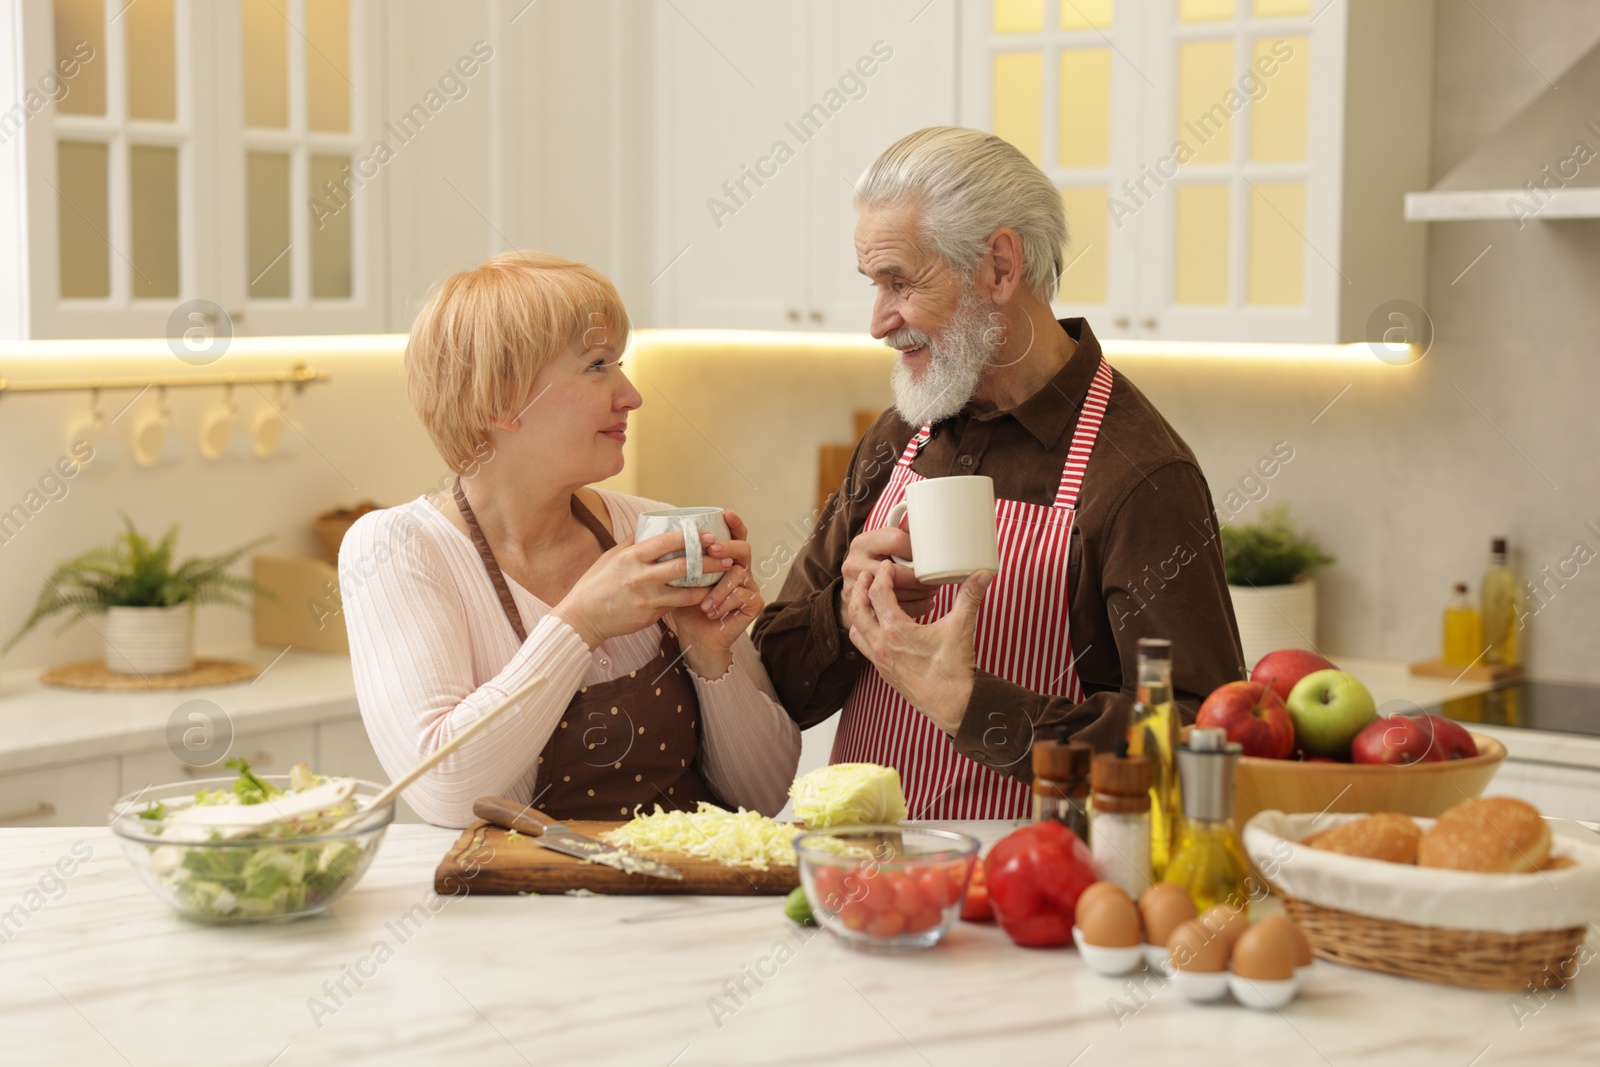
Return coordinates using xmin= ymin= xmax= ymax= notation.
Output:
xmin=788 ymin=763 xmax=908 ymax=829
xmin=600 ymin=802 xmax=796 ymax=870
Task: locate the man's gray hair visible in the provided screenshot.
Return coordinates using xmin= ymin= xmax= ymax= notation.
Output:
xmin=855 ymin=126 xmax=1068 ymax=304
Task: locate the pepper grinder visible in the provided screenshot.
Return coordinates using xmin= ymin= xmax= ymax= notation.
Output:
xmin=1031 ymin=727 xmax=1093 ymax=843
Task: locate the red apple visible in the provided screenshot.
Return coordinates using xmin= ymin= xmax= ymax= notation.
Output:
xmin=1421 ymin=715 xmax=1479 ymax=760
xmin=1197 ymin=681 xmax=1296 ymax=759
xmin=1351 ymin=715 xmax=1439 ymax=765
xmin=1250 ymin=649 xmax=1338 ymax=705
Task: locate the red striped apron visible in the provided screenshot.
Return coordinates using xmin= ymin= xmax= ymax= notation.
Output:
xmin=832 ymin=358 xmax=1115 ymax=819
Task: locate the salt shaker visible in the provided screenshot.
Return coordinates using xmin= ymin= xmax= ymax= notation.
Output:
xmin=1090 ymin=744 xmax=1154 ymax=899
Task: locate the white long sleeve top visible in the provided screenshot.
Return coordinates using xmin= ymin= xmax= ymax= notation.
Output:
xmin=338 ymin=489 xmax=801 ymax=827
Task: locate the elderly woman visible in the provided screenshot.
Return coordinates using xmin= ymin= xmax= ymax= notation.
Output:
xmin=341 ymin=252 xmax=799 ymax=827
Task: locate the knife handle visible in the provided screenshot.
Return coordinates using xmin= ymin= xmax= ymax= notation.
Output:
xmin=473 ymin=796 xmax=557 ymax=837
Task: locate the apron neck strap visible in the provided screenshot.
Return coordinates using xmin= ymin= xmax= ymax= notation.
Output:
xmin=452 ymin=476 xmax=527 ymax=643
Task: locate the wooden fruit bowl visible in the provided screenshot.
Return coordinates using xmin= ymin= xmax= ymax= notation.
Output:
xmin=1232 ymin=732 xmax=1507 ymax=831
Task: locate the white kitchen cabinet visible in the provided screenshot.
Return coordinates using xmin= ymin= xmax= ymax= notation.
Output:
xmin=0 ymin=757 xmax=119 ymax=827
xmin=961 ymin=0 xmax=1433 ymax=344
xmin=652 ymin=0 xmax=958 ymax=331
xmin=119 ymin=724 xmax=317 ymax=796
xmin=1488 ymin=759 xmax=1600 ymax=824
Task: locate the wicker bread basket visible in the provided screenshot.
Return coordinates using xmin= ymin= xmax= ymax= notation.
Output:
xmin=1245 ymin=810 xmax=1598 ymax=992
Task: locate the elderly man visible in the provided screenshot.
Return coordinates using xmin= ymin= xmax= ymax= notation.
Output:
xmin=752 ymin=127 xmax=1244 ymax=819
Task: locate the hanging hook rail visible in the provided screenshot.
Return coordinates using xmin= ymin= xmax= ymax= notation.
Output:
xmin=0 ymin=361 xmax=328 ymax=398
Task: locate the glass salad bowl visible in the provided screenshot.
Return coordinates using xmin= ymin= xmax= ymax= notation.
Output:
xmin=109 ymin=765 xmax=395 ymax=924
xmin=793 ymin=826 xmax=979 ymax=953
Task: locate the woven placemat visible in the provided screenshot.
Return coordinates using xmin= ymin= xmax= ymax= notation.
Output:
xmin=39 ymin=659 xmax=260 ymax=691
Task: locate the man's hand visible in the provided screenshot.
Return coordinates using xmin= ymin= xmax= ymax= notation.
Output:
xmin=838 ymin=526 xmax=940 ymax=630
xmin=847 ymin=560 xmax=993 ymax=733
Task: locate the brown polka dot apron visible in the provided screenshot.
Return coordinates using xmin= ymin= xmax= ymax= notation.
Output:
xmin=452 ymin=479 xmax=717 ymax=820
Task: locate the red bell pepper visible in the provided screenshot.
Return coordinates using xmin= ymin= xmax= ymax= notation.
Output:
xmin=984 ymin=822 xmax=1097 ymax=948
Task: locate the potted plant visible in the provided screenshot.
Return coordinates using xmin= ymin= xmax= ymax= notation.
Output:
xmin=3 ymin=517 xmax=270 ymax=675
xmin=1222 ymin=505 xmax=1335 ymax=673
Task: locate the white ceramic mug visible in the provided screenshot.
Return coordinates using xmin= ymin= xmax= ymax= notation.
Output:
xmin=885 ymin=476 xmax=1000 ymax=585
xmin=199 ymin=399 xmax=238 ymax=460
xmin=635 ymin=506 xmax=731 ymax=588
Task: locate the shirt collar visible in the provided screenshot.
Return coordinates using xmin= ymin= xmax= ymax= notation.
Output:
xmin=958 ymin=317 xmax=1104 ymax=450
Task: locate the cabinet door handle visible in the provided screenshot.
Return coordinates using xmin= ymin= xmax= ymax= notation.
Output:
xmin=786 ymin=309 xmax=801 ymax=323
xmin=183 ymin=751 xmax=273 ymax=777
xmin=1112 ymin=314 xmax=1130 ymax=329
xmin=1140 ymin=316 xmax=1158 ymax=330
xmin=0 ymin=802 xmax=56 ymax=825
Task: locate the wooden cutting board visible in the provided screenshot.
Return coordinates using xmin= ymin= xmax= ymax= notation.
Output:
xmin=433 ymin=820 xmax=800 ymax=896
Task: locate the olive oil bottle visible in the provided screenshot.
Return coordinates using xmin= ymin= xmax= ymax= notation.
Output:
xmin=1126 ymin=638 xmax=1180 ymax=879
xmin=1163 ymin=727 xmax=1250 ymax=915
xmin=1442 ymin=581 xmax=1482 ymax=666
xmin=1480 ymin=538 xmax=1520 ymax=667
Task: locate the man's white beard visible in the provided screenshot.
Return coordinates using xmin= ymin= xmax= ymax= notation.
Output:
xmin=887 ymin=283 xmax=996 ymax=428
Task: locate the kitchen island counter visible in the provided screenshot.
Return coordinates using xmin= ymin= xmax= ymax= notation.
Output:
xmin=2 ymin=823 xmax=1594 ymax=1066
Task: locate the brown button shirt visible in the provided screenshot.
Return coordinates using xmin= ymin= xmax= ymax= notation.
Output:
xmin=751 ymin=318 xmax=1246 ymax=781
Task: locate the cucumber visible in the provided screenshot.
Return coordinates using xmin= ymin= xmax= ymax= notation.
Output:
xmin=783 ymin=885 xmax=815 ymax=926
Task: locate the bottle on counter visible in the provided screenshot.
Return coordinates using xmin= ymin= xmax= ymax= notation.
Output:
xmin=1031 ymin=727 xmax=1092 ymax=842
xmin=1442 ymin=581 xmax=1482 ymax=666
xmin=1480 ymin=538 xmax=1520 ymax=667
xmin=1126 ymin=637 xmax=1181 ymax=879
xmin=1089 ymin=744 xmax=1153 ymax=899
xmin=1163 ymin=727 xmax=1251 ymax=916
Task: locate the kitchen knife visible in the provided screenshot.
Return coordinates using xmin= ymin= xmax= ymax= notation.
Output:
xmin=472 ymin=796 xmax=684 ymax=881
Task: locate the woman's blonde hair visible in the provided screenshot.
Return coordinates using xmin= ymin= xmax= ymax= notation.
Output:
xmin=405 ymin=251 xmax=631 ymax=473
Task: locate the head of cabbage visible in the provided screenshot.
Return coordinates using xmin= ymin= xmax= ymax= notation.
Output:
xmin=789 ymin=763 xmax=908 ymax=829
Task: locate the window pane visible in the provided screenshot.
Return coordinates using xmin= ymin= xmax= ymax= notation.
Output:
xmin=1250 ymin=36 xmax=1309 ymax=163
xmin=1247 ymin=181 xmax=1305 ymax=306
xmin=1059 ymin=48 xmax=1111 ymax=169
xmin=1061 ymin=0 xmax=1114 ymax=30
xmin=130 ymin=144 xmax=180 ymax=298
xmin=247 ymin=150 xmax=291 ymax=297
xmin=242 ymin=0 xmax=289 ymax=128
xmin=993 ymin=0 xmax=1044 ymax=34
xmin=1255 ymin=0 xmax=1311 ymax=15
xmin=126 ymin=0 xmax=176 ymax=121
xmin=1180 ymin=0 xmax=1235 ymax=21
xmin=1174 ymin=184 xmax=1230 ymax=305
xmin=1058 ymin=187 xmax=1108 ymax=305
xmin=310 ymin=154 xmax=352 ymax=298
xmin=57 ymin=139 xmax=110 ymax=298
xmin=1177 ymin=40 xmax=1234 ymax=166
xmin=54 ymin=0 xmax=106 ymax=117
xmin=993 ymin=51 xmax=1044 ymax=165
xmin=306 ymin=0 xmax=351 ymax=133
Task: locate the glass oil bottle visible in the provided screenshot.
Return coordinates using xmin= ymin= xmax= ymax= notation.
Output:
xmin=1126 ymin=637 xmax=1180 ymax=879
xmin=1162 ymin=727 xmax=1251 ymax=916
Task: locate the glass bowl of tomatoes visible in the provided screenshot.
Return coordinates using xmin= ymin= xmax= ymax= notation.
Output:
xmin=793 ymin=826 xmax=980 ymax=952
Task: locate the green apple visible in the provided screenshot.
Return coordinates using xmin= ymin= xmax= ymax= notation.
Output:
xmin=1286 ymin=669 xmax=1377 ymax=759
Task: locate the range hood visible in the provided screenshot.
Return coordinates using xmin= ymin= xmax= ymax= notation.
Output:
xmin=1405 ymin=38 xmax=1600 ymax=223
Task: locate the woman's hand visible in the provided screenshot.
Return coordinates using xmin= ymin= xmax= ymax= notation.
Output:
xmin=667 ymin=510 xmax=763 ymax=680
xmin=551 ymin=530 xmax=710 ymax=650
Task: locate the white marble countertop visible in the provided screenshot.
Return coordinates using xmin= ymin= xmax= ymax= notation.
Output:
xmin=0 ymin=644 xmax=357 ymax=774
xmin=3 ymin=822 xmax=1595 ymax=1066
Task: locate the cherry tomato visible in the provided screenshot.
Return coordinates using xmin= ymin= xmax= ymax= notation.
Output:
xmin=811 ymin=866 xmax=847 ymax=911
xmin=905 ymin=906 xmax=943 ymax=934
xmin=838 ymin=901 xmax=872 ymax=931
xmin=916 ymin=866 xmax=958 ymax=910
xmin=891 ymin=872 xmax=927 ymax=916
xmin=960 ymin=861 xmax=993 ymax=922
xmin=865 ymin=911 xmax=907 ymax=938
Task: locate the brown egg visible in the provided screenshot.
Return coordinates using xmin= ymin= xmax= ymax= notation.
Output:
xmin=1167 ymin=917 xmax=1230 ymax=972
xmin=1076 ymin=891 xmax=1141 ymax=948
xmin=1256 ymin=914 xmax=1312 ymax=968
xmin=1232 ymin=922 xmax=1298 ymax=981
xmin=1196 ymin=904 xmax=1249 ymax=952
xmin=1138 ymin=883 xmax=1198 ymax=947
xmin=1074 ymin=881 xmax=1131 ymax=929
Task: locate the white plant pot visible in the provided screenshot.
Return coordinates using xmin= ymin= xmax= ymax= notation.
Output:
xmin=1229 ymin=579 xmax=1318 ymax=674
xmin=103 ymin=604 xmax=195 ymax=675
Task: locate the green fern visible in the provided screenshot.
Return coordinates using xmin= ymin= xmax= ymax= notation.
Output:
xmin=2 ymin=516 xmax=273 ymax=654
xmin=1221 ymin=504 xmax=1334 ymax=587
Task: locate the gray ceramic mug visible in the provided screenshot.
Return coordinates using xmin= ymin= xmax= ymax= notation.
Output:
xmin=635 ymin=507 xmax=731 ymax=588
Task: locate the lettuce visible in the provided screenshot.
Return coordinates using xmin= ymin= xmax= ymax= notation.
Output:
xmin=789 ymin=763 xmax=908 ymax=829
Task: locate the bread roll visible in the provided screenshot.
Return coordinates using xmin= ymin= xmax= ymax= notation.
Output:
xmin=1418 ymin=796 xmax=1550 ymax=873
xmin=1305 ymin=813 xmax=1422 ymax=864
